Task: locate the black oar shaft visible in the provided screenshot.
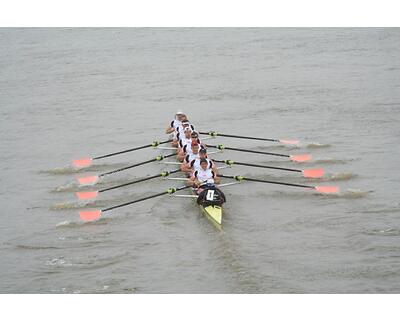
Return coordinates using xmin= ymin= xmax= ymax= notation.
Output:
xmin=208 ymin=144 xmax=289 ymax=158
xmin=93 ymin=139 xmax=172 ymax=160
xmin=100 ymin=153 xmax=176 ymax=177
xmin=200 ymin=131 xmax=278 ymax=142
xmin=102 ymin=185 xmax=191 ymax=212
xmin=213 ymin=159 xmax=301 ymax=173
xmin=219 ymin=174 xmax=314 ymax=189
xmin=99 ymin=169 xmax=181 ymax=193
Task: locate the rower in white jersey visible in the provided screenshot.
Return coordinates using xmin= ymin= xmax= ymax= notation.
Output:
xmin=166 ymin=111 xmax=186 ymax=135
xmin=177 ymin=129 xmax=202 ymax=161
xmin=173 ymin=119 xmax=195 ymax=146
xmin=190 ymin=147 xmax=217 ymax=173
xmin=190 ymin=158 xmax=221 ymax=192
xmin=181 ymin=141 xmax=200 ymax=172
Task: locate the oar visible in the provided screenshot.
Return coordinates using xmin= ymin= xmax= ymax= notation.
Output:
xmin=199 ymin=131 xmax=299 ymax=145
xmin=79 ymin=185 xmax=192 ymax=221
xmin=76 ymin=169 xmax=181 ymax=200
xmin=213 ymin=159 xmax=324 ymax=178
xmin=72 ymin=139 xmax=172 ymax=168
xmin=218 ymin=174 xmax=339 ymax=194
xmin=208 ymin=144 xmax=311 ymax=162
xmin=77 ymin=153 xmax=176 ymax=186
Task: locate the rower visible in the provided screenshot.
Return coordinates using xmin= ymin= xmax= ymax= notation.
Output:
xmin=181 ymin=141 xmax=200 ymax=172
xmin=177 ymin=127 xmax=193 ymax=160
xmin=177 ymin=129 xmax=202 ymax=161
xmin=166 ymin=111 xmax=186 ymax=134
xmin=189 ymin=147 xmax=217 ymax=174
xmin=190 ymin=158 xmax=221 ymax=193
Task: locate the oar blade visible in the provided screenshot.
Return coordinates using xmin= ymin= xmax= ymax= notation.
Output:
xmin=279 ymin=139 xmax=300 ymax=145
xmin=302 ymin=168 xmax=324 ymax=178
xmin=315 ymin=186 xmax=339 ymax=194
xmin=77 ymin=175 xmax=99 ymax=186
xmin=290 ymin=154 xmax=312 ymax=162
xmin=72 ymin=158 xmax=93 ymax=168
xmin=80 ymin=210 xmax=102 ymax=221
xmin=76 ymin=191 xmax=99 ymax=200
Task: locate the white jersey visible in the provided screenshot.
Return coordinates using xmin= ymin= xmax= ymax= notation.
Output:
xmin=171 ymin=119 xmax=182 ymax=139
xmin=178 ymin=136 xmax=192 ymax=149
xmin=176 ymin=123 xmax=195 ymax=138
xmin=184 ymin=152 xmax=199 ymax=164
xmin=181 ymin=137 xmax=201 ymax=151
xmin=190 ymin=158 xmax=213 ymax=171
xmin=170 ymin=119 xmax=182 ymax=130
xmin=194 ymin=168 xmax=215 ymax=184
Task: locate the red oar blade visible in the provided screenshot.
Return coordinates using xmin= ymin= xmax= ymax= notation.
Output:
xmin=290 ymin=154 xmax=312 ymax=162
xmin=279 ymin=139 xmax=300 ymax=145
xmin=77 ymin=175 xmax=99 ymax=186
xmin=80 ymin=210 xmax=102 ymax=221
xmin=72 ymin=158 xmax=93 ymax=168
xmin=315 ymin=186 xmax=339 ymax=194
xmin=302 ymin=168 xmax=324 ymax=178
xmin=76 ymin=191 xmax=99 ymax=200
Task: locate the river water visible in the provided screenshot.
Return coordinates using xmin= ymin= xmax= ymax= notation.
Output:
xmin=1 ymin=28 xmax=399 ymax=293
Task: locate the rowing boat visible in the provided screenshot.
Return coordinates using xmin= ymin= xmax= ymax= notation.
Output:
xmin=75 ymin=120 xmax=339 ymax=225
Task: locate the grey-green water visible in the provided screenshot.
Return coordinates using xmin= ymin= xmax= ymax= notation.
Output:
xmin=1 ymin=28 xmax=399 ymax=293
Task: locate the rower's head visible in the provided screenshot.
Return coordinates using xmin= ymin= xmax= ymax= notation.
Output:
xmin=184 ymin=127 xmax=192 ymax=138
xmin=200 ymin=158 xmax=208 ymax=170
xmin=176 ymin=110 xmax=185 ymax=121
xmin=181 ymin=119 xmax=190 ymax=129
xmin=191 ymin=131 xmax=199 ymax=140
xmin=199 ymin=148 xmax=208 ymax=159
xmin=191 ymin=141 xmax=199 ymax=154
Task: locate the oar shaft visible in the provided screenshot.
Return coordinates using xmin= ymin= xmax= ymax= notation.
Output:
xmin=219 ymin=174 xmax=314 ymax=189
xmin=213 ymin=159 xmax=301 ymax=173
xmin=200 ymin=131 xmax=278 ymax=142
xmin=93 ymin=139 xmax=172 ymax=160
xmin=100 ymin=153 xmax=176 ymax=177
xmin=99 ymin=169 xmax=181 ymax=193
xmin=102 ymin=185 xmax=191 ymax=212
xmin=208 ymin=144 xmax=290 ymax=158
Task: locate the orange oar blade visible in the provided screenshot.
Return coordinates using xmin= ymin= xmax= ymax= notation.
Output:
xmin=76 ymin=191 xmax=99 ymax=200
xmin=290 ymin=154 xmax=312 ymax=162
xmin=80 ymin=210 xmax=102 ymax=221
xmin=279 ymin=139 xmax=300 ymax=145
xmin=315 ymin=186 xmax=339 ymax=194
xmin=72 ymin=158 xmax=93 ymax=168
xmin=77 ymin=176 xmax=99 ymax=185
xmin=302 ymin=168 xmax=324 ymax=178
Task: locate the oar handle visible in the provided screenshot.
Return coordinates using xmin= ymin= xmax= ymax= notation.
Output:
xmin=100 ymin=153 xmax=176 ymax=177
xmin=213 ymin=159 xmax=301 ymax=173
xmin=208 ymin=144 xmax=289 ymax=158
xmin=218 ymin=174 xmax=314 ymax=189
xmin=102 ymin=185 xmax=191 ymax=212
xmin=199 ymin=131 xmax=278 ymax=142
xmin=93 ymin=139 xmax=172 ymax=160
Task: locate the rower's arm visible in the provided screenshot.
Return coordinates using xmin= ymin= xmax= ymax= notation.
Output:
xmin=166 ymin=127 xmax=175 ymax=134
